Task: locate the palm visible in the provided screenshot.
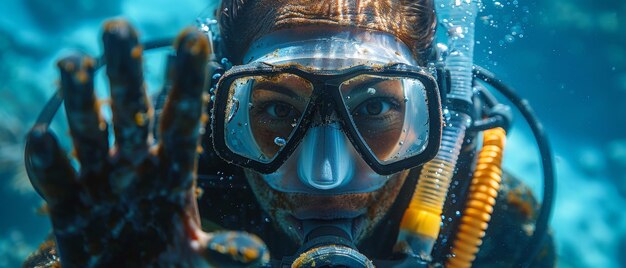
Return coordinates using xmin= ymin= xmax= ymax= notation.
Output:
xmin=25 ymin=20 xmax=267 ymax=267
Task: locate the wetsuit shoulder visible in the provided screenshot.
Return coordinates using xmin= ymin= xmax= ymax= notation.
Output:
xmin=472 ymin=172 xmax=556 ymax=267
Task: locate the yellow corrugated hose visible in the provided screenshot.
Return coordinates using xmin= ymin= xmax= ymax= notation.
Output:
xmin=400 ymin=157 xmax=456 ymax=241
xmin=399 ymin=115 xmax=469 ymax=256
xmin=446 ymin=127 xmax=506 ymax=268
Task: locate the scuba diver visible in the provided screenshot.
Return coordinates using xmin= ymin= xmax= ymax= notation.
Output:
xmin=24 ymin=0 xmax=557 ymax=267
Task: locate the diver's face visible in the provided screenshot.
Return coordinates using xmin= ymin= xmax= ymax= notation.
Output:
xmin=245 ymin=168 xmax=409 ymax=244
xmin=239 ymin=27 xmax=421 ymax=245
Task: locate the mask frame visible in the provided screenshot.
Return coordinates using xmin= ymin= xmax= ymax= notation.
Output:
xmin=211 ymin=62 xmax=443 ymax=175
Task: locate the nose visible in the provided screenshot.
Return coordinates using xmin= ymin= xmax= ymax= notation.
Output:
xmin=297 ymin=123 xmax=354 ymax=190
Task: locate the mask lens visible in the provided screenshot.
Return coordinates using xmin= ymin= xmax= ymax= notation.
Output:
xmin=340 ymin=75 xmax=430 ymax=164
xmin=223 ymin=73 xmax=313 ymax=163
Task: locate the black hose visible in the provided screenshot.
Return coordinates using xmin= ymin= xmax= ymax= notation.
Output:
xmin=473 ymin=65 xmax=555 ymax=267
xmin=474 ymin=82 xmax=498 ymax=108
xmin=34 ymin=89 xmax=63 ymax=128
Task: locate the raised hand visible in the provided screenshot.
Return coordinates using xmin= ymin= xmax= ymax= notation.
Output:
xmin=24 ymin=19 xmax=268 ymax=267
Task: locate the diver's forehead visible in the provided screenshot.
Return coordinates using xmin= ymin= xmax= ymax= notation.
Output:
xmin=243 ymin=28 xmax=417 ymax=69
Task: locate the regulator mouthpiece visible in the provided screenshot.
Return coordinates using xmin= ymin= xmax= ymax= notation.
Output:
xmin=291 ymin=221 xmax=374 ymax=268
xmin=292 ymin=245 xmax=374 ymax=268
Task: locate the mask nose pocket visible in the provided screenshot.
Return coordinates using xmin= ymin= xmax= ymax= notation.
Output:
xmin=298 ymin=123 xmax=354 ymax=190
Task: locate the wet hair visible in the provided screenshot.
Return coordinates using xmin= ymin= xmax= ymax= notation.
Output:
xmin=218 ymin=0 xmax=437 ymax=64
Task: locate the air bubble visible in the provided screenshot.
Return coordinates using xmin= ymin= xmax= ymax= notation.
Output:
xmin=367 ymin=88 xmax=376 ymax=95
xmin=504 ymin=34 xmax=515 ymax=43
xmin=274 ymin=137 xmax=286 ymax=147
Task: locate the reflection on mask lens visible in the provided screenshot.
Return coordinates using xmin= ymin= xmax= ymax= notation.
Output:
xmin=224 ymin=74 xmax=313 ymax=162
xmin=340 ymin=75 xmax=430 ymax=164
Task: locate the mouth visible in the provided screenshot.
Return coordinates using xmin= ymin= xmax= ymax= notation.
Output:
xmin=285 ymin=210 xmax=367 ymax=243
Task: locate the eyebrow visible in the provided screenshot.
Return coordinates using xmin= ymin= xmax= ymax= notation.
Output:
xmin=252 ymin=81 xmax=307 ymax=102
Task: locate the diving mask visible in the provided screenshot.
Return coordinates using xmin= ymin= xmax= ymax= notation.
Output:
xmin=211 ymin=29 xmax=443 ymax=193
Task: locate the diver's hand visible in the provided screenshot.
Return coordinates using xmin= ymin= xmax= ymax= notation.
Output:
xmin=25 ymin=19 xmax=268 ymax=267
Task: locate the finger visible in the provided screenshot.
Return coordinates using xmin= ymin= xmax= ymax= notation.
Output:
xmin=25 ymin=127 xmax=79 ymax=209
xmin=103 ymin=19 xmax=151 ymax=159
xmin=158 ymin=28 xmax=210 ymax=188
xmin=58 ymin=53 xmax=112 ymax=199
xmin=25 ymin=127 xmax=91 ymax=265
xmin=203 ymin=231 xmax=270 ymax=267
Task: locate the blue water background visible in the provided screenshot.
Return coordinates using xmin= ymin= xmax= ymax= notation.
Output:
xmin=0 ymin=0 xmax=624 ymax=267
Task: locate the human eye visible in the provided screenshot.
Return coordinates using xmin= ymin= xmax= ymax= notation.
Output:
xmin=263 ymin=101 xmax=301 ymax=119
xmin=353 ymin=97 xmax=399 ymax=117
